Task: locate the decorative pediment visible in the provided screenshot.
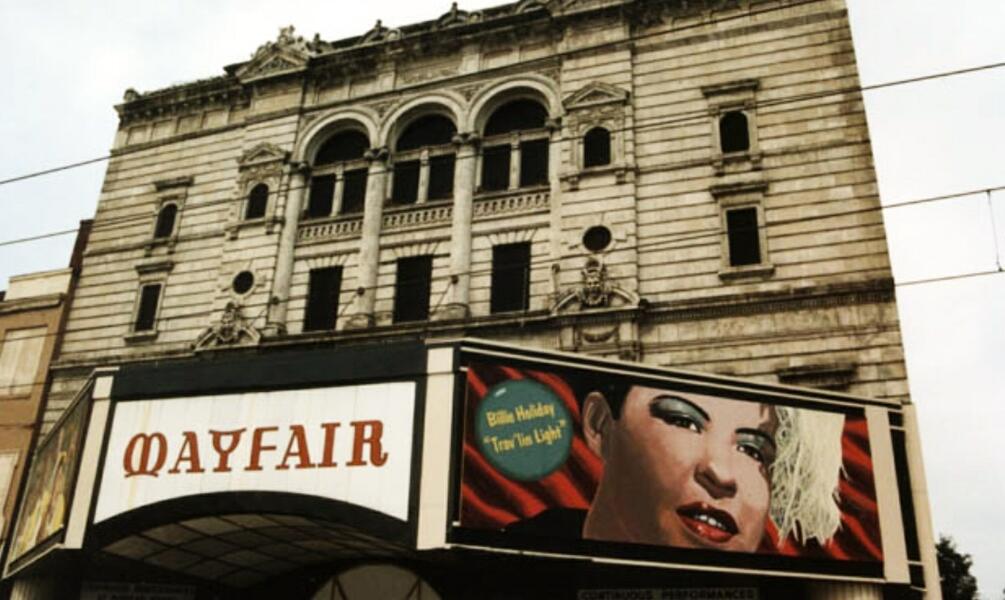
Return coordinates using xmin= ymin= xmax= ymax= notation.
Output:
xmin=436 ymin=2 xmax=484 ymax=28
xmin=563 ymin=81 xmax=630 ymax=110
xmin=238 ymin=142 xmax=290 ymax=169
xmin=358 ymin=20 xmax=403 ymax=45
xmin=236 ymin=26 xmax=313 ymax=84
xmin=515 ymin=0 xmax=550 ymax=14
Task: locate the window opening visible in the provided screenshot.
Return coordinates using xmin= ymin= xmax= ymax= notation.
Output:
xmin=491 ymin=243 xmax=531 ymax=313
xmin=719 ymin=111 xmax=750 ymax=154
xmin=304 ymin=266 xmax=343 ymax=332
xmin=480 ymin=145 xmax=511 ymax=191
xmin=428 ymin=154 xmax=455 ymax=200
xmin=154 ymin=204 xmax=178 ymax=239
xmin=232 ymin=271 xmax=255 ymax=295
xmin=396 ymin=115 xmax=456 ymax=152
xmin=341 ymin=168 xmax=368 ymax=214
xmin=484 ymin=100 xmax=548 ymax=136
xmin=726 ymin=207 xmax=761 ymax=266
xmin=315 ymin=131 xmax=369 ymax=165
xmin=245 ymin=184 xmax=269 ymax=220
xmin=583 ymin=127 xmax=611 ymax=168
xmin=582 ymin=226 xmax=612 ymax=253
xmin=393 ymin=256 xmax=433 ymax=323
xmin=519 ymin=139 xmax=549 ymax=187
xmin=307 ymin=175 xmax=336 ymax=218
xmin=134 ymin=284 xmax=162 ymax=332
xmin=392 ymin=160 xmax=421 ymax=205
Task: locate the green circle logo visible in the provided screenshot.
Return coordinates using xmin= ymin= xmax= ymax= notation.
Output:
xmin=475 ymin=379 xmax=572 ymax=481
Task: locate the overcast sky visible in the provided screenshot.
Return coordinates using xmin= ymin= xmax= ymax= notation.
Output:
xmin=1 ymin=0 xmax=1003 ymax=596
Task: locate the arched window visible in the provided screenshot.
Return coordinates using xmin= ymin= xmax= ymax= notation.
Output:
xmin=719 ymin=111 xmax=750 ymax=154
xmin=153 ymin=203 xmax=178 ymax=239
xmin=245 ymin=183 xmax=269 ymax=220
xmin=307 ymin=130 xmax=370 ymax=218
xmin=391 ymin=114 xmax=457 ymax=205
xmin=481 ymin=98 xmax=550 ymax=191
xmin=583 ymin=127 xmax=611 ymax=168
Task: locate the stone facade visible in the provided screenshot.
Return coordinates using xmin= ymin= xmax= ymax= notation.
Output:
xmin=47 ymin=0 xmax=905 ymax=436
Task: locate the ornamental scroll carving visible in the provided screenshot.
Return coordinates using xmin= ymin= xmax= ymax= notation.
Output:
xmin=193 ymin=302 xmax=262 ymax=351
xmin=551 ymin=257 xmax=640 ymax=314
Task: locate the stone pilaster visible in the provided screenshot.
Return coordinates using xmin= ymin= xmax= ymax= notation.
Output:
xmin=438 ymin=133 xmax=479 ymax=320
xmin=265 ymin=163 xmax=308 ymax=335
xmin=346 ymin=147 xmax=388 ymax=328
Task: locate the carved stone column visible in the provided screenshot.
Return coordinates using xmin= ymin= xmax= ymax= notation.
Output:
xmin=438 ymin=133 xmax=479 ymax=320
xmin=265 ymin=163 xmax=308 ymax=335
xmin=346 ymin=147 xmax=388 ymax=328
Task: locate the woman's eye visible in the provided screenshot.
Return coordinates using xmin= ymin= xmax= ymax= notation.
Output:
xmin=665 ymin=413 xmax=701 ymax=432
xmin=737 ymin=444 xmax=764 ymax=464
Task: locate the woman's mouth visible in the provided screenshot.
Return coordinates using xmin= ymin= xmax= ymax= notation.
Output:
xmin=676 ymin=503 xmax=739 ymax=544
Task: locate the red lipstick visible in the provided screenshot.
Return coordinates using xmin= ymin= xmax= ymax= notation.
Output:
xmin=676 ymin=502 xmax=739 ymax=544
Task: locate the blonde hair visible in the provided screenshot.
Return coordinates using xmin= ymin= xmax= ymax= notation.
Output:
xmin=769 ymin=407 xmax=845 ymax=545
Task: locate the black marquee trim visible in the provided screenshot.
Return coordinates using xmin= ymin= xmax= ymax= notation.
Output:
xmin=85 ymin=491 xmax=411 ymax=551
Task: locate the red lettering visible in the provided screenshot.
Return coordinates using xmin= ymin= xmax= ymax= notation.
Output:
xmin=168 ymin=431 xmax=205 ymax=474
xmin=210 ymin=429 xmax=246 ymax=472
xmin=246 ymin=426 xmax=278 ymax=471
xmin=277 ymin=425 xmax=315 ymax=470
xmin=348 ymin=420 xmax=387 ymax=467
xmin=124 ymin=432 xmax=167 ymax=478
xmin=319 ymin=422 xmax=340 ymax=467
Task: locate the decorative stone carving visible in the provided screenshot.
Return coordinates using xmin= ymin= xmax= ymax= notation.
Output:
xmin=551 ymin=257 xmax=640 ymax=314
xmin=236 ymin=26 xmax=314 ymax=84
xmin=193 ymin=302 xmax=262 ymax=351
xmin=437 ymin=3 xmax=478 ymax=28
xmin=238 ymin=142 xmax=290 ymax=171
xmin=123 ymin=88 xmax=141 ymax=103
xmin=563 ymin=81 xmax=630 ymax=111
xmin=359 ymin=20 xmax=403 ymax=45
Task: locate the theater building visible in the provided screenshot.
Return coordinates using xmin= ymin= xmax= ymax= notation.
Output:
xmin=4 ymin=0 xmax=939 ymax=598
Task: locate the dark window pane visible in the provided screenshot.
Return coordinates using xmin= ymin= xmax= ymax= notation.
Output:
xmin=583 ymin=127 xmax=611 ymax=167
xmin=491 ymin=243 xmax=531 ymax=313
xmin=428 ymin=154 xmax=455 ymax=200
xmin=720 ymin=111 xmax=750 ymax=153
xmin=154 ymin=204 xmax=177 ymax=239
xmin=393 ymin=256 xmax=433 ymax=323
xmin=392 ymin=160 xmax=420 ymax=204
xmin=520 ymin=139 xmax=549 ymax=187
xmin=726 ymin=207 xmax=761 ymax=266
xmin=134 ymin=284 xmax=162 ymax=331
xmin=245 ymin=184 xmax=269 ymax=220
xmin=315 ymin=130 xmax=369 ymax=165
xmin=396 ymin=115 xmax=457 ymax=152
xmin=484 ymin=100 xmax=548 ymax=136
xmin=307 ymin=175 xmax=335 ymax=218
xmin=481 ymin=145 xmax=510 ymax=191
xmin=304 ymin=266 xmax=343 ymax=332
xmin=341 ymin=168 xmax=368 ymax=214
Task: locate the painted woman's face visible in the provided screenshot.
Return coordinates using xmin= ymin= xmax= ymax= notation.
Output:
xmin=584 ymin=387 xmax=777 ymax=552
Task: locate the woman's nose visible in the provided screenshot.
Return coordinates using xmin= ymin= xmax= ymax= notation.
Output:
xmin=694 ymin=446 xmax=738 ymax=499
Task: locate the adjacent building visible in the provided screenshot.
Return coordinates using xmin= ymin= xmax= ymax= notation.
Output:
xmin=4 ymin=0 xmax=939 ymax=598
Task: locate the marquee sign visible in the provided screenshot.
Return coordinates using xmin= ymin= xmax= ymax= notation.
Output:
xmin=94 ymin=382 xmax=416 ymax=523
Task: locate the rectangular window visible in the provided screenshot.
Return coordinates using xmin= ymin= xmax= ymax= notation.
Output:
xmin=392 ymin=160 xmax=420 ymax=204
xmin=134 ymin=284 xmax=162 ymax=332
xmin=0 ymin=328 xmax=46 ymax=397
xmin=393 ymin=256 xmax=433 ymax=323
xmin=491 ymin=242 xmax=531 ymax=314
xmin=726 ymin=207 xmax=761 ymax=267
xmin=481 ymin=145 xmax=510 ymax=191
xmin=303 ymin=267 xmax=343 ymax=332
xmin=519 ymin=139 xmax=549 ymax=187
xmin=341 ymin=169 xmax=368 ymax=214
xmin=307 ymin=175 xmax=336 ymax=218
xmin=427 ymin=154 xmax=456 ymax=201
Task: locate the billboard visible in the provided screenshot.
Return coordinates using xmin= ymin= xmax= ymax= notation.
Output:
xmin=94 ymin=382 xmax=416 ymax=523
xmin=455 ymin=355 xmax=885 ymax=575
xmin=8 ymin=394 xmax=89 ymax=561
